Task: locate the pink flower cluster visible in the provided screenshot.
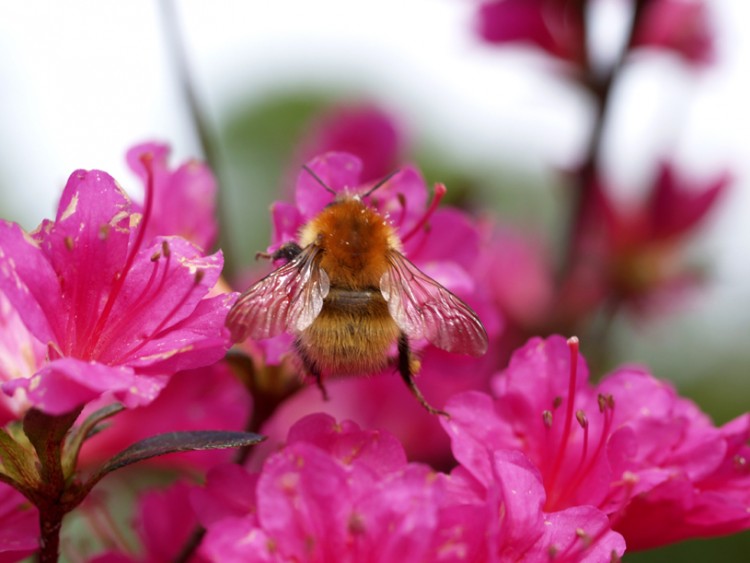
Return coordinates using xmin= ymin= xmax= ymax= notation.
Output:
xmin=196 ymin=413 xmax=624 ymax=562
xmin=134 ymin=336 xmax=743 ymax=562
xmin=0 ymin=145 xmax=233 ymax=416
xmin=477 ymin=0 xmax=715 ymax=66
xmin=0 ymin=133 xmax=746 ymax=561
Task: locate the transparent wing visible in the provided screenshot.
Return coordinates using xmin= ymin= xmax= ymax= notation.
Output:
xmin=226 ymin=246 xmax=329 ymax=342
xmin=381 ymin=251 xmax=488 ymax=356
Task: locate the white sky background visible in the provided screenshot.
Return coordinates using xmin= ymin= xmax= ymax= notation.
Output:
xmin=0 ymin=0 xmax=748 ymax=378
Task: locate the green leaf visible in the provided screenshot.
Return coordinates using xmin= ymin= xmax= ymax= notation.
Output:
xmin=82 ymin=430 xmax=265 ymax=494
xmin=62 ymin=403 xmax=125 ymax=478
xmin=0 ymin=428 xmax=38 ymax=495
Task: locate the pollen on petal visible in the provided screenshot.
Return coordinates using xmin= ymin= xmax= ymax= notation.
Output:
xmin=60 ymin=192 xmax=79 ymax=221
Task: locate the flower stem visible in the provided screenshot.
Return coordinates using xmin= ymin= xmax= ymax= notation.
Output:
xmin=38 ymin=506 xmax=65 ymax=563
xmin=157 ymin=0 xmax=236 ymax=274
xmin=562 ymin=0 xmax=651 ymax=275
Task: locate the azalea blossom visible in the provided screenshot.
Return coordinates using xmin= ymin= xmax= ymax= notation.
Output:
xmin=293 ymin=104 xmax=403 ymax=184
xmin=0 ymin=164 xmax=234 ymax=415
xmin=632 ymin=0 xmax=715 ymax=65
xmin=476 ymin=0 xmax=586 ymax=65
xmin=0 ymin=483 xmax=38 ymax=562
xmin=195 ymin=413 xmax=624 ymax=561
xmin=86 ymin=481 xmax=209 ymax=563
xmin=443 ymin=335 xmax=750 ymax=549
xmin=78 ymin=361 xmax=251 ymax=472
xmin=126 ymin=141 xmax=219 ymax=251
xmin=566 ymin=163 xmax=729 ymax=315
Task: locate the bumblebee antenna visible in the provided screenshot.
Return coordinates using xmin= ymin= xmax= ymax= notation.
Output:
xmin=362 ymin=169 xmax=400 ymax=198
xmin=302 ymin=165 xmax=336 ymax=196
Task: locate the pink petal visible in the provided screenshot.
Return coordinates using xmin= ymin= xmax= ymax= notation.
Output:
xmin=79 ymin=363 xmax=250 ymax=471
xmin=256 ymin=443 xmax=351 ymax=560
xmin=297 ymin=104 xmax=402 ymax=183
xmin=533 ymin=506 xmax=625 ymax=562
xmin=93 ymin=241 xmax=229 ymax=369
xmin=295 ymin=152 xmax=363 ymax=218
xmin=201 ymin=515 xmax=275 ymax=563
xmin=650 ymin=163 xmax=728 ymax=240
xmin=0 ymin=484 xmax=38 ymax=561
xmin=286 ymin=413 xmax=407 ymax=475
xmin=192 ymin=464 xmax=259 ymax=528
xmin=2 ymin=357 xmax=162 ymax=415
xmin=0 ymin=220 xmax=65 ymax=346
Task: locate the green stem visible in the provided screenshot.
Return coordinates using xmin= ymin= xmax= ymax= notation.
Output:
xmin=157 ymin=0 xmax=236 ymax=273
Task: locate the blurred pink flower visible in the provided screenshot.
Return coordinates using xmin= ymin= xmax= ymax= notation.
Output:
xmin=633 ymin=0 xmax=715 ymax=65
xmin=0 ymin=166 xmax=234 ymax=415
xmin=294 ymin=104 xmax=403 ymax=183
xmin=127 ymin=142 xmax=219 ymax=251
xmin=476 ymin=0 xmax=586 ymax=65
xmin=78 ymin=362 xmax=251 ymax=472
xmin=197 ymin=413 xmax=624 ymax=561
xmin=559 ymin=163 xmax=728 ymax=318
xmin=88 ymin=482 xmax=209 ymax=563
xmin=444 ymin=335 xmax=750 ymax=549
xmin=0 ymin=484 xmax=38 ymax=562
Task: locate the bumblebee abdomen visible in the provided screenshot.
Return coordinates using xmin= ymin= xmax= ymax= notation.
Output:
xmin=296 ymin=287 xmax=400 ymax=375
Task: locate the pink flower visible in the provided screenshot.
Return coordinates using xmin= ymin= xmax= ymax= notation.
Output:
xmin=198 ymin=413 xmax=624 ymax=561
xmin=0 ymin=165 xmax=234 ymax=415
xmin=198 ymin=414 xmax=450 ymax=562
xmin=87 ymin=482 xmax=209 ymax=563
xmin=0 ymin=484 xmax=38 ymax=562
xmin=78 ymin=361 xmax=251 ymax=472
xmin=600 ymin=378 xmax=750 ymax=549
xmin=444 ymin=335 xmax=750 ymax=549
xmin=476 ymin=0 xmax=586 ymax=65
xmin=0 ymin=292 xmax=44 ymax=423
xmin=564 ymin=163 xmax=728 ymax=315
xmin=633 ymin=0 xmax=715 ymax=66
xmin=294 ymin=104 xmax=403 ymax=184
xmin=126 ymin=142 xmax=219 ymax=251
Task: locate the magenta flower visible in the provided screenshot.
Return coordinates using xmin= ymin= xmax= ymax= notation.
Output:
xmin=198 ymin=413 xmax=624 ymax=561
xmin=443 ymin=335 xmax=750 ymax=549
xmin=78 ymin=362 xmax=251 ymax=472
xmin=0 ymin=483 xmax=38 ymax=562
xmin=126 ymin=142 xmax=219 ymax=251
xmin=562 ymin=163 xmax=728 ymax=316
xmin=633 ymin=0 xmax=715 ymax=66
xmin=87 ymin=481 xmax=209 ymax=563
xmin=0 ymin=164 xmax=234 ymax=415
xmin=294 ymin=104 xmax=403 ymax=184
xmin=197 ymin=414 xmax=449 ymax=562
xmin=477 ymin=0 xmax=586 ymax=65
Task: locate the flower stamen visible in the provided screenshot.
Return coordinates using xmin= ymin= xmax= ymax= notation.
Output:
xmin=400 ymin=183 xmax=446 ymax=243
xmin=81 ymin=153 xmax=156 ymax=359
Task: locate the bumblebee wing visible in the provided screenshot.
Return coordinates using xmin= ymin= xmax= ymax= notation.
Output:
xmin=226 ymin=246 xmax=329 ymax=342
xmin=381 ymin=251 xmax=488 ymax=356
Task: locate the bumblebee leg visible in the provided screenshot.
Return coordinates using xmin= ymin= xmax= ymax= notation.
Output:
xmin=397 ymin=333 xmax=448 ymax=417
xmin=294 ymin=337 xmax=329 ymax=401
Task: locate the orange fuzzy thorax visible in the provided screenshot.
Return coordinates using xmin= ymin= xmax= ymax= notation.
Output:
xmin=298 ymin=197 xmax=402 ymax=289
